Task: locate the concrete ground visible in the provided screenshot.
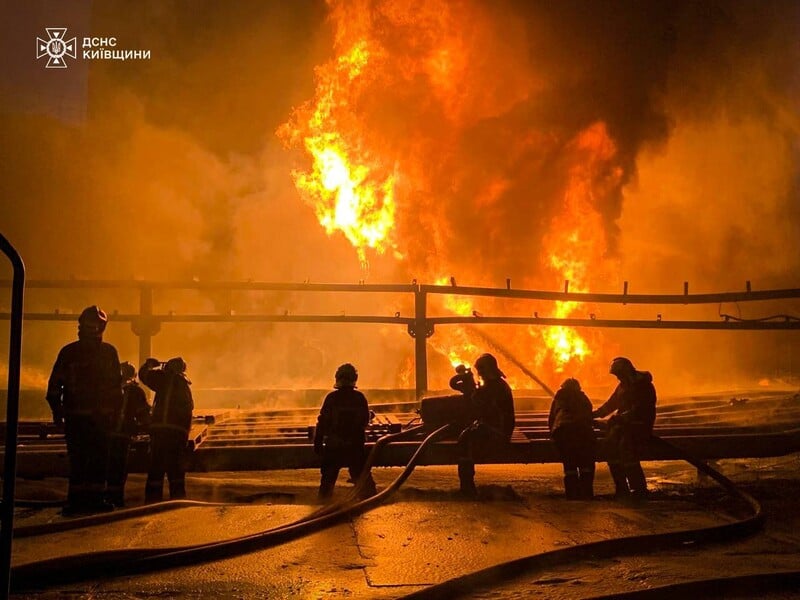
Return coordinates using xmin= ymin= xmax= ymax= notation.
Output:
xmin=9 ymin=455 xmax=800 ymax=599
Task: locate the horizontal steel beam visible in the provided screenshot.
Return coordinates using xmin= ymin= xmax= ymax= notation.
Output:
xmin=420 ymin=283 xmax=800 ymax=305
xmin=0 ymin=313 xmax=415 ymax=325
xmin=190 ymin=429 xmax=800 ymax=471
xmin=4 ymin=313 xmax=797 ymax=330
xmin=0 ymin=280 xmax=416 ymax=293
xmin=428 ymin=316 xmax=800 ymax=330
xmin=3 ymin=279 xmax=800 ymax=306
xmin=7 ymin=425 xmax=799 ymax=475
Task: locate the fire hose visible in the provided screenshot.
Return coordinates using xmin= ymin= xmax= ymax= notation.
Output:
xmin=395 ymin=338 xmax=794 ymax=598
xmin=398 ymin=434 xmax=768 ymax=600
xmin=12 ymin=424 xmax=428 ymax=540
xmin=10 ymin=413 xmax=793 ymax=596
xmin=13 ymin=499 xmax=235 ymax=539
xmin=9 ymin=424 xmax=448 ymax=590
xmin=583 ymin=569 xmax=800 ymax=599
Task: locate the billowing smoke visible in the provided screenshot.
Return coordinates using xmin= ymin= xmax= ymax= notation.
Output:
xmin=279 ymin=0 xmax=800 ymax=391
xmin=1 ymin=0 xmax=798 ymax=403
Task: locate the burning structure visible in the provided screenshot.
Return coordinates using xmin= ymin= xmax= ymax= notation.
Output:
xmin=0 ymin=0 xmax=798 ymax=402
xmin=2 ymin=3 xmax=800 ymax=598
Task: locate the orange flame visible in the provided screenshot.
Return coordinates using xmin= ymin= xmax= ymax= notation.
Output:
xmin=429 ymin=276 xmax=482 ymax=369
xmin=279 ymin=40 xmax=397 ymax=266
xmin=536 ymin=122 xmax=622 ymax=373
xmin=280 ymin=2 xmax=626 ymax=389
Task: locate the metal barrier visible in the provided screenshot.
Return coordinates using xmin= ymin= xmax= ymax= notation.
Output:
xmin=1 ymin=279 xmax=799 ymax=398
xmin=0 ymin=234 xmax=25 ymax=600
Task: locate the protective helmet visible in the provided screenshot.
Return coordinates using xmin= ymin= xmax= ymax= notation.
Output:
xmin=474 ymin=353 xmax=505 ymax=379
xmin=120 ymin=361 xmax=136 ymax=381
xmin=78 ymin=305 xmax=108 ymax=337
xmin=609 ymin=356 xmax=635 ymax=377
xmin=334 ymin=363 xmax=358 ymax=388
xmin=165 ymin=357 xmax=187 ymax=374
xmin=560 ymin=377 xmax=581 ymax=392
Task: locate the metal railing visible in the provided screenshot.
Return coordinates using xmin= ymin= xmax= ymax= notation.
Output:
xmin=0 ymin=235 xmax=25 ymax=599
xmin=1 ymin=279 xmax=799 ymax=397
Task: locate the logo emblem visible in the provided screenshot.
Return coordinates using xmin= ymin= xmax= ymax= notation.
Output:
xmin=36 ymin=28 xmax=77 ymax=68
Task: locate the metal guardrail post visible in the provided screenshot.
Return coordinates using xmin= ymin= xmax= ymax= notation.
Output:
xmin=131 ymin=285 xmax=159 ymax=366
xmin=0 ymin=233 xmax=25 ymax=599
xmin=410 ymin=286 xmax=431 ymax=399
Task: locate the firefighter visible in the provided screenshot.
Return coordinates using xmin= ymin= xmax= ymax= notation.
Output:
xmin=592 ymin=356 xmax=657 ymax=503
xmin=106 ymin=361 xmax=151 ymax=507
xmin=548 ymin=378 xmax=596 ymax=500
xmin=313 ymin=363 xmax=377 ymax=501
xmin=457 ymin=353 xmax=515 ymax=497
xmin=46 ymin=306 xmax=122 ymax=515
xmin=139 ymin=357 xmax=194 ymax=503
xmin=449 ymin=364 xmax=477 ymax=397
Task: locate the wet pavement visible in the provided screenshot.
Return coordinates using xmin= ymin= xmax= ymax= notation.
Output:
xmin=9 ymin=457 xmax=800 ymax=599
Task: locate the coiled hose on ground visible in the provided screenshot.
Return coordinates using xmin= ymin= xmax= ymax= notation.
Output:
xmin=9 ymin=424 xmax=449 ymax=590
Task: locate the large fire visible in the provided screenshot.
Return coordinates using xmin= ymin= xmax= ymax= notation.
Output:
xmin=277 ymin=40 xmax=397 ymax=268
xmin=534 ymin=123 xmax=623 ymax=374
xmin=280 ymin=0 xmax=624 ymax=389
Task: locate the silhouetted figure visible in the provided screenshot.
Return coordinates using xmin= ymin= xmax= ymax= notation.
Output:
xmin=548 ymin=378 xmax=596 ymax=500
xmin=313 ymin=363 xmax=376 ymax=501
xmin=106 ymin=361 xmax=151 ymax=507
xmin=449 ymin=364 xmax=477 ymax=396
xmin=139 ymin=357 xmax=194 ymax=503
xmin=457 ymin=353 xmax=515 ymax=497
xmin=46 ymin=306 xmax=122 ymax=515
xmin=593 ymin=357 xmax=657 ymax=503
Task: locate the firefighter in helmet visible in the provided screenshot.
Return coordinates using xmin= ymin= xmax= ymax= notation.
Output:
xmin=592 ymin=356 xmax=657 ymax=502
xmin=456 ymin=353 xmax=515 ymax=497
xmin=139 ymin=357 xmax=194 ymax=503
xmin=313 ymin=363 xmax=377 ymax=501
xmin=449 ymin=364 xmax=477 ymax=397
xmin=548 ymin=378 xmax=596 ymax=499
xmin=106 ymin=361 xmax=151 ymax=507
xmin=46 ymin=305 xmax=122 ymax=515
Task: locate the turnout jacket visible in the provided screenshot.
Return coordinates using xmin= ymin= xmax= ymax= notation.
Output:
xmin=46 ymin=338 xmax=122 ymax=421
xmin=138 ymin=364 xmax=193 ymax=435
xmin=113 ymin=381 xmax=151 ymax=436
xmin=593 ymin=371 xmax=657 ymax=431
xmin=472 ymin=378 xmax=515 ymax=440
xmin=548 ymin=381 xmax=593 ymax=433
xmin=314 ymin=387 xmax=371 ymax=449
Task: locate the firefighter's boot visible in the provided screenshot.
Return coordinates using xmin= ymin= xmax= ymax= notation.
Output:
xmin=578 ymin=466 xmax=595 ymax=500
xmin=608 ymin=462 xmax=630 ymax=500
xmin=626 ymin=463 xmax=648 ymax=504
xmin=458 ymin=461 xmax=477 ymax=497
xmin=563 ymin=469 xmax=580 ymax=500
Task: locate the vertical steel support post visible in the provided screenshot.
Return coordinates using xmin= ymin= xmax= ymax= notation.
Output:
xmin=413 ymin=287 xmax=429 ymax=399
xmin=0 ymin=233 xmax=25 ymax=599
xmin=136 ymin=286 xmax=153 ymax=366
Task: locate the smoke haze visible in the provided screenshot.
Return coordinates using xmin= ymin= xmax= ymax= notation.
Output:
xmin=1 ymin=0 xmax=798 ymax=400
